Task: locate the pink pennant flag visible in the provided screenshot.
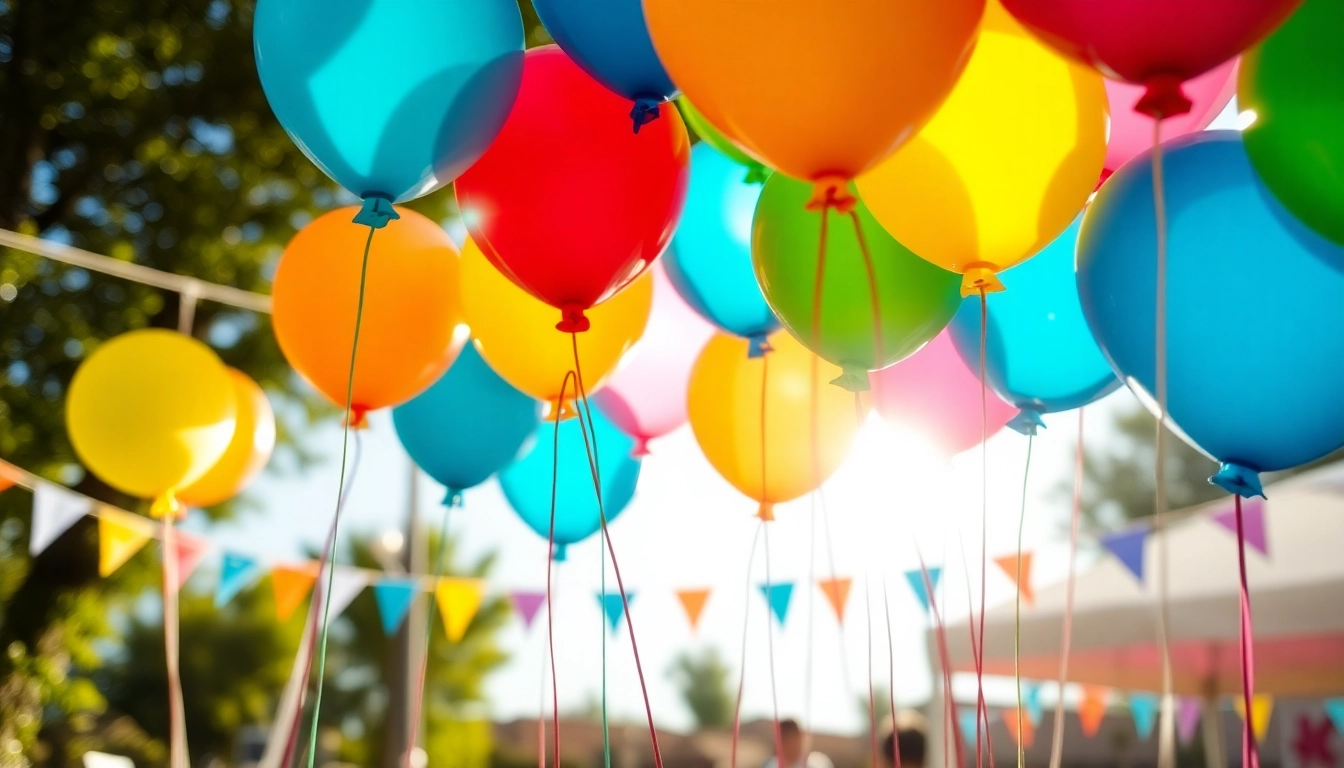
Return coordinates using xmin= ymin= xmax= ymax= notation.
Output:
xmin=168 ymin=531 xmax=211 ymax=593
xmin=1177 ymin=697 xmax=1202 ymax=745
xmin=1211 ymin=497 xmax=1268 ymax=555
xmin=510 ymin=591 xmax=546 ymax=629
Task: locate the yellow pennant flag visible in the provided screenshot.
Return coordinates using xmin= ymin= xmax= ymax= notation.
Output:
xmin=1234 ymin=694 xmax=1275 ymax=742
xmin=271 ymin=565 xmax=318 ymax=621
xmin=994 ymin=553 xmax=1035 ymax=605
xmin=816 ymin=577 xmax=853 ymax=622
xmin=98 ymin=507 xmax=154 ymax=577
xmin=675 ymin=588 xmax=711 ymax=631
xmin=436 ymin=578 xmax=484 ymax=642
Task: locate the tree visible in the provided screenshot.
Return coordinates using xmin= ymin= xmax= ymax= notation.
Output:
xmin=666 ymin=648 xmax=734 ymax=730
xmin=855 ymin=685 xmax=893 ymax=737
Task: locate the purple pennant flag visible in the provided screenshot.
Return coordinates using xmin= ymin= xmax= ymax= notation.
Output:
xmin=510 ymin=591 xmax=546 ymax=629
xmin=1177 ymin=697 xmax=1202 ymax=744
xmin=1211 ymin=497 xmax=1268 ymax=556
xmin=1101 ymin=527 xmax=1148 ymax=583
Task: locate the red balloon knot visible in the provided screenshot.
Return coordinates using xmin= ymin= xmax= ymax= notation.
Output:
xmin=555 ymin=305 xmax=591 ymax=333
xmin=1135 ymin=75 xmax=1193 ymax=119
xmin=805 ymin=175 xmax=857 ymax=213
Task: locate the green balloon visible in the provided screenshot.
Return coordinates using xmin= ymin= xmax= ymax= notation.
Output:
xmin=751 ymin=175 xmax=961 ymax=392
xmin=676 ymin=97 xmax=770 ymax=184
xmin=1240 ymin=0 xmax=1344 ymax=246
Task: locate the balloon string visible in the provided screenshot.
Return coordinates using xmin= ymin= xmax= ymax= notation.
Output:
xmin=1013 ymin=433 xmax=1035 ymax=768
xmin=975 ymin=286 xmax=991 ymax=768
xmin=816 ymin=488 xmax=854 ymax=698
xmin=1047 ymin=410 xmax=1085 ymax=768
xmin=1234 ymin=494 xmax=1260 ymax=768
xmin=959 ymin=536 xmax=994 ymax=768
xmin=731 ymin=522 xmax=765 ymax=768
xmin=865 ymin=578 xmax=880 ymax=768
xmin=544 ymin=370 xmax=577 ymax=768
xmin=804 ymin=492 xmax=817 ymax=731
xmin=883 ymin=579 xmax=901 ymax=768
xmin=305 ymin=223 xmax=376 ymax=768
xmin=762 ymin=519 xmax=785 ymax=765
xmin=402 ymin=497 xmax=459 ymax=768
xmin=601 ymin=476 xmax=611 ymax=768
xmin=162 ymin=513 xmax=188 ymax=768
xmin=917 ymin=547 xmax=964 ymax=768
xmin=846 ymin=210 xmax=885 ymax=371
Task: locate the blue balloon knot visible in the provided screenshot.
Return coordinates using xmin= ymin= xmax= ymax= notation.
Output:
xmin=442 ymin=487 xmax=465 ymax=508
xmin=747 ymin=333 xmax=772 ymax=358
xmin=1209 ymin=462 xmax=1266 ymax=499
xmin=630 ymin=97 xmax=662 ymax=134
xmin=829 ymin=363 xmax=871 ymax=393
xmin=353 ymin=195 xmax=400 ymax=229
xmin=550 ymin=543 xmax=568 ymax=563
xmin=1008 ymin=408 xmax=1047 ymax=436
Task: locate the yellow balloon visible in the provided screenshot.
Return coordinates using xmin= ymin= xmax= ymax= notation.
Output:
xmin=67 ymin=329 xmax=236 ymax=514
xmin=459 ymin=239 xmax=652 ymax=417
xmin=687 ymin=331 xmax=863 ymax=520
xmin=856 ymin=0 xmax=1107 ymax=296
xmin=177 ymin=368 xmax=276 ymax=509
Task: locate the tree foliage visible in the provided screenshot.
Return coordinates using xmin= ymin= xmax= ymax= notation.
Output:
xmin=666 ymin=647 xmax=734 ymax=730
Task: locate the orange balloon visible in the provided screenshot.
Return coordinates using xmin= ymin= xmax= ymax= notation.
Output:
xmin=177 ymin=368 xmax=276 ymax=508
xmin=643 ymin=0 xmax=984 ymax=184
xmin=272 ymin=207 xmax=467 ymax=423
xmin=687 ymin=331 xmax=864 ymax=520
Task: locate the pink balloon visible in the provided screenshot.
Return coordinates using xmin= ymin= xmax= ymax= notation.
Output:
xmin=1102 ymin=58 xmax=1239 ymax=178
xmin=869 ymin=331 xmax=1017 ymax=457
xmin=592 ymin=264 xmax=715 ymax=456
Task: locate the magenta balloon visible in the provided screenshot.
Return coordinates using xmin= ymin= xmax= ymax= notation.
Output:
xmin=1102 ymin=58 xmax=1238 ymax=178
xmin=592 ymin=264 xmax=715 ymax=456
xmin=869 ymin=331 xmax=1017 ymax=457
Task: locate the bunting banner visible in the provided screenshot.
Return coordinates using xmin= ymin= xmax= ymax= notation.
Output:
xmin=1177 ymin=697 xmax=1202 ymax=745
xmin=0 ymin=461 xmax=18 ymax=493
xmin=98 ymin=507 xmax=154 ymax=577
xmin=168 ymin=530 xmax=211 ymax=593
xmin=1004 ymin=707 xmax=1035 ymax=749
xmin=994 ymin=553 xmax=1035 ymax=605
xmin=675 ymin=588 xmax=711 ymax=631
xmin=816 ymin=577 xmax=852 ymax=622
xmin=215 ymin=552 xmax=262 ymax=608
xmin=904 ymin=567 xmax=942 ymax=614
xmin=1101 ymin=527 xmax=1148 ymax=583
xmin=1211 ymin=497 xmax=1269 ymax=556
xmin=31 ymin=481 xmax=93 ymax=556
xmin=1129 ymin=692 xmax=1160 ymax=741
xmin=598 ymin=591 xmax=633 ymax=634
xmin=1324 ymin=698 xmax=1344 ymax=736
xmin=508 ymin=591 xmax=546 ymax=630
xmin=758 ymin=582 xmax=793 ymax=627
xmin=958 ymin=709 xmax=979 ymax=748
xmin=270 ymin=565 xmax=318 ymax=621
xmin=323 ymin=567 xmax=371 ymax=621
xmin=1023 ymin=682 xmax=1044 ymax=727
xmin=435 ymin=578 xmax=484 ymax=642
xmin=1234 ymin=694 xmax=1275 ymax=742
xmin=373 ymin=578 xmax=420 ymax=635
xmin=1079 ymin=686 xmax=1110 ymax=738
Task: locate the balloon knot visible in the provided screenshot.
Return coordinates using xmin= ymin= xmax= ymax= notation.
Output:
xmin=805 ymin=175 xmax=857 ymax=213
xmin=545 ymin=398 xmax=579 ymax=421
xmin=555 ymin=304 xmax=591 ymax=333
xmin=352 ymin=195 xmax=400 ymax=229
xmin=960 ymin=264 xmax=1005 ymax=298
xmin=1134 ymin=75 xmax=1192 ymax=119
xmin=1008 ymin=408 xmax=1047 ymax=436
xmin=830 ymin=363 xmax=871 ymax=393
xmin=630 ymin=438 xmax=651 ymax=458
xmin=443 ymin=487 xmax=465 ymax=508
xmin=743 ymin=164 xmax=771 ymax=185
xmin=747 ymin=333 xmax=773 ymax=358
xmin=630 ymin=98 xmax=662 ymax=134
xmin=1210 ymin=462 xmax=1266 ymax=499
xmin=551 ymin=544 xmax=569 ymax=563
xmin=347 ymin=405 xmax=370 ymax=430
xmin=151 ymin=491 xmax=183 ymax=520
xmin=756 ymin=502 xmax=775 ymax=522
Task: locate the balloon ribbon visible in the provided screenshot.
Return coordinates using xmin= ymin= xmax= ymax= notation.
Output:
xmin=542 ymin=371 xmax=576 ymax=768
xmin=918 ymin=548 xmax=965 ymax=768
xmin=1234 ymin=494 xmax=1260 ymax=768
xmin=402 ymin=497 xmax=461 ymax=768
xmin=162 ymin=513 xmax=188 ymax=768
xmin=1047 ymin=410 xmax=1085 ymax=768
xmin=731 ymin=523 xmax=764 ymax=768
xmin=1013 ymin=434 xmax=1035 ymax=768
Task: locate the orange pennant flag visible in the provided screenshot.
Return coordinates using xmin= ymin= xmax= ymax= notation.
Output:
xmin=1004 ymin=707 xmax=1035 ymax=748
xmin=271 ymin=565 xmax=318 ymax=621
xmin=98 ymin=508 xmax=154 ymax=577
xmin=817 ymin=577 xmax=853 ymax=622
xmin=1234 ymin=694 xmax=1275 ymax=742
xmin=0 ymin=460 xmax=19 ymax=493
xmin=676 ymin=588 xmax=711 ymax=631
xmin=995 ymin=553 xmax=1035 ymax=605
xmin=436 ymin=578 xmax=485 ymax=642
xmin=1079 ymin=686 xmax=1110 ymax=737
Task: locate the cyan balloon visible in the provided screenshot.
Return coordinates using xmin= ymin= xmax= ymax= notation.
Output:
xmin=531 ymin=0 xmax=676 ymax=131
xmin=950 ymin=217 xmax=1121 ymax=435
xmin=254 ymin=0 xmax=523 ymax=204
xmin=664 ymin=144 xmax=778 ymax=356
xmin=393 ymin=345 xmax=541 ymax=506
xmin=1077 ymin=131 xmax=1344 ymax=497
xmin=499 ymin=408 xmax=641 ymax=559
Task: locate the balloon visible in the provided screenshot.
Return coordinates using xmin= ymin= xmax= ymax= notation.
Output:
xmin=752 ymin=175 xmax=962 ymax=391
xmin=532 ymin=0 xmax=676 ymax=129
xmin=1000 ymin=0 xmax=1299 ymax=118
xmin=857 ymin=3 xmax=1108 ymax=296
xmin=459 ymin=239 xmax=652 ymax=418
xmin=272 ymin=207 xmax=466 ymax=424
xmin=948 ymin=217 xmax=1120 ymax=434
xmin=499 ymin=408 xmax=640 ymax=559
xmin=456 ymin=46 xmax=688 ymax=330
xmin=1240 ymin=0 xmax=1344 ymax=246
xmin=687 ymin=331 xmax=861 ymax=520
xmin=592 ymin=265 xmax=714 ymax=456
xmin=663 ymin=144 xmax=777 ymax=353
xmin=177 ymin=369 xmax=277 ymax=508
xmin=870 ymin=330 xmax=1017 ymax=457
xmin=253 ymin=0 xmax=523 ymax=204
xmin=1103 ymin=59 xmax=1238 ymax=180
xmin=676 ymin=99 xmax=768 ymax=184
xmin=393 ymin=345 xmax=541 ymax=505
xmin=644 ymin=0 xmax=984 ymax=183
xmin=1076 ymin=131 xmax=1344 ymax=497
xmin=67 ymin=329 xmax=236 ymax=514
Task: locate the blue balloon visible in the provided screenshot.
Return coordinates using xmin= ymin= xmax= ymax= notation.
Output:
xmin=393 ymin=345 xmax=541 ymax=505
xmin=254 ymin=0 xmax=523 ymax=205
xmin=1077 ymin=131 xmax=1344 ymax=497
xmin=664 ymin=144 xmax=778 ymax=355
xmin=531 ymin=0 xmax=676 ymax=131
xmin=499 ymin=408 xmax=641 ymax=558
xmin=950 ymin=217 xmax=1121 ymax=435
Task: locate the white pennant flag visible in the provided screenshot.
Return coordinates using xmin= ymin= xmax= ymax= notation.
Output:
xmin=30 ymin=482 xmax=93 ymax=556
xmin=322 ymin=566 xmax=370 ymax=620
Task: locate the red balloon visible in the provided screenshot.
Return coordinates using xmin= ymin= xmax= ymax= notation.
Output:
xmin=456 ymin=46 xmax=689 ymax=332
xmin=1000 ymin=0 xmax=1300 ymax=117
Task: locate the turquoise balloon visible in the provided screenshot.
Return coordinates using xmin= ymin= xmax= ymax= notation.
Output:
xmin=393 ymin=345 xmax=541 ymax=506
xmin=663 ymin=144 xmax=778 ymax=355
xmin=254 ymin=0 xmax=523 ymax=203
xmin=949 ymin=217 xmax=1120 ymax=434
xmin=499 ymin=409 xmax=640 ymax=559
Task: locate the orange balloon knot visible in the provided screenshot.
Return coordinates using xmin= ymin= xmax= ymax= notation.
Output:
xmin=743 ymin=164 xmax=771 ymax=185
xmin=347 ymin=405 xmax=370 ymax=430
xmin=545 ymin=397 xmax=580 ymax=421
xmin=830 ymin=363 xmax=871 ymax=393
xmin=960 ymin=265 xmax=1005 ymax=298
xmin=746 ymin=333 xmax=773 ymax=358
xmin=805 ymin=175 xmax=857 ymax=213
xmin=630 ymin=437 xmax=651 ymax=458
xmin=551 ymin=543 xmax=569 ymax=562
xmin=352 ymin=195 xmax=401 ymax=229
xmin=630 ymin=97 xmax=663 ymax=134
xmin=1135 ymin=75 xmax=1192 ymax=120
xmin=555 ymin=304 xmax=591 ymax=333
xmin=756 ymin=502 xmax=775 ymax=522
xmin=151 ymin=491 xmax=183 ymax=520
xmin=1007 ymin=408 xmax=1046 ymax=437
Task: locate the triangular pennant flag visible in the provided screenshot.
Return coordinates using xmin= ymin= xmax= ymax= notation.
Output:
xmin=323 ymin=567 xmax=369 ymax=620
xmin=1101 ymin=527 xmax=1148 ymax=583
xmin=958 ymin=709 xmax=979 ymax=748
xmin=1324 ymin=698 xmax=1344 ymax=735
xmin=1129 ymin=693 xmax=1160 ymax=741
xmin=1211 ymin=497 xmax=1269 ymax=556
xmin=1004 ymin=707 xmax=1036 ymax=748
xmin=436 ymin=578 xmax=484 ymax=642
xmin=994 ymin=553 xmax=1035 ymax=605
xmin=373 ymin=579 xmax=421 ymax=635
xmin=98 ymin=508 xmax=154 ymax=577
xmin=904 ymin=567 xmax=942 ymax=613
xmin=30 ymin=481 xmax=93 ymax=556
xmin=215 ymin=552 xmax=261 ymax=607
xmin=1234 ymin=694 xmax=1275 ymax=742
xmin=168 ymin=530 xmax=211 ymax=592
xmin=598 ymin=591 xmax=634 ymax=634
xmin=757 ymin=582 xmax=794 ymax=626
xmin=816 ymin=577 xmax=852 ymax=622
xmin=675 ymin=588 xmax=711 ymax=631
xmin=0 ymin=460 xmax=19 ymax=493
xmin=1079 ymin=686 xmax=1110 ymax=738
xmin=270 ymin=565 xmax=318 ymax=621
xmin=509 ymin=591 xmax=546 ymax=629
xmin=1024 ymin=683 xmax=1044 ymax=727
xmin=1176 ymin=697 xmax=1202 ymax=745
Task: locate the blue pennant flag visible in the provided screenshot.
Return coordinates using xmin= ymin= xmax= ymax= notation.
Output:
xmin=1024 ymin=683 xmax=1044 ymax=726
xmin=373 ymin=579 xmax=420 ymax=635
xmin=1102 ymin=527 xmax=1149 ymax=583
xmin=598 ymin=591 xmax=634 ymax=633
xmin=1325 ymin=698 xmax=1344 ymax=735
xmin=1129 ymin=692 xmax=1160 ymax=740
xmin=958 ymin=709 xmax=980 ymax=747
xmin=758 ymin=582 xmax=794 ymax=626
xmin=904 ymin=567 xmax=943 ymax=613
xmin=215 ymin=552 xmax=261 ymax=608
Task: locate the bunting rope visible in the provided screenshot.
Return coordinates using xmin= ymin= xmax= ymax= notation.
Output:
xmin=1047 ymin=410 xmax=1085 ymax=768
xmin=1234 ymin=495 xmax=1261 ymax=768
xmin=1013 ymin=434 xmax=1035 ymax=768
xmin=731 ymin=522 xmax=764 ymax=768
